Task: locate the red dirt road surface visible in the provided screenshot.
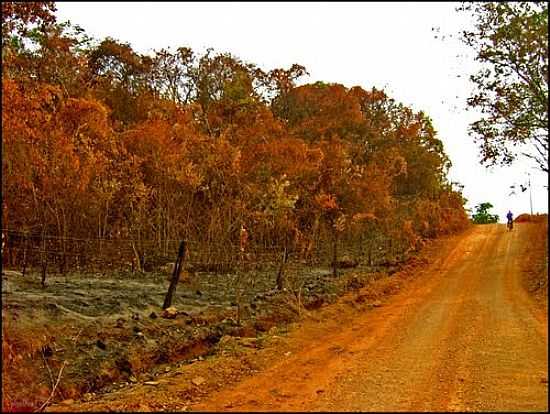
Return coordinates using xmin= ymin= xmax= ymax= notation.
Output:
xmin=54 ymin=223 xmax=549 ymax=412
xmin=196 ymin=224 xmax=548 ymax=412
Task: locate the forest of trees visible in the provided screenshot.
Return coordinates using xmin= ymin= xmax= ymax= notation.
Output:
xmin=2 ymin=2 xmax=469 ymax=273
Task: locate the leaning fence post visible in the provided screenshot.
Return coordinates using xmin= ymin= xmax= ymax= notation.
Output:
xmin=162 ymin=240 xmax=186 ymax=310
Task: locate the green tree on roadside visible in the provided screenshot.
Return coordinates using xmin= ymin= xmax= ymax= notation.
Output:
xmin=457 ymin=2 xmax=549 ymax=173
xmin=472 ymin=202 xmax=499 ymax=224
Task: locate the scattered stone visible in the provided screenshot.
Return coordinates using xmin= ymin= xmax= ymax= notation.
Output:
xmin=191 ymin=376 xmax=206 ymax=386
xmin=284 ymin=351 xmax=292 ymax=357
xmin=372 ymin=300 xmax=382 ymax=308
xmin=198 ymin=356 xmax=204 ymax=361
xmin=316 ymin=389 xmax=325 ymax=394
xmin=144 ymin=381 xmax=160 ymax=386
xmin=164 ymin=367 xmax=171 ymax=372
xmin=131 ymin=313 xmax=140 ymax=320
xmin=161 ymin=306 xmax=178 ymax=319
xmin=149 ymin=311 xmax=158 ymax=319
xmin=82 ymin=393 xmax=93 ymax=402
xmin=161 ymin=262 xmax=176 ymax=274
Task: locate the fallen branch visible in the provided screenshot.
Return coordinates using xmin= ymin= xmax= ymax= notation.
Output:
xmin=36 ymin=360 xmax=67 ymax=412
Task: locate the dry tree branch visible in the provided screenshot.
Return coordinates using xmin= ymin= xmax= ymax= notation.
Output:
xmin=36 ymin=360 xmax=68 ymax=412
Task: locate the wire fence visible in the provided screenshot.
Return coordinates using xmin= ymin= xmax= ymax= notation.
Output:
xmin=0 ymin=225 xmax=413 ymax=299
xmin=1 ymin=228 xmax=350 ymax=278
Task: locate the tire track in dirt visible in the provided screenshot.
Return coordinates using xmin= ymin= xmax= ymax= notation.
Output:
xmin=194 ymin=224 xmax=548 ymax=412
xmin=53 ymin=224 xmax=546 ymax=412
xmin=310 ymin=223 xmax=495 ymax=412
xmin=442 ymin=224 xmax=548 ymax=411
xmin=191 ymin=227 xmax=471 ymax=412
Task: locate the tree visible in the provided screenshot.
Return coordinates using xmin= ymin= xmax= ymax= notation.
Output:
xmin=87 ymin=38 xmax=154 ymax=126
xmin=2 ymin=6 xmax=470 ymax=275
xmin=471 ymin=202 xmax=499 ymax=224
xmin=458 ymin=2 xmax=548 ymax=172
xmin=1 ymin=2 xmax=56 ymax=38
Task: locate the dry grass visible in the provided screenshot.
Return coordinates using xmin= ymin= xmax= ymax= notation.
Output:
xmin=520 ymin=215 xmax=548 ymax=312
xmin=2 ymin=318 xmax=64 ymax=411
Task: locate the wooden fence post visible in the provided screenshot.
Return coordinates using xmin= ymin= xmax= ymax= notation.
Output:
xmin=276 ymin=245 xmax=288 ymax=291
xmin=162 ymin=240 xmax=186 ymax=310
xmin=332 ymin=230 xmax=338 ymax=277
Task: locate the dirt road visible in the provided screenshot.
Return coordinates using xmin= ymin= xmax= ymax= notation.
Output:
xmin=195 ymin=224 xmax=547 ymax=412
xmin=55 ymin=223 xmax=548 ymax=412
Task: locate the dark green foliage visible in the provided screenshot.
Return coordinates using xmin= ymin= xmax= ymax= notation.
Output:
xmin=471 ymin=202 xmax=499 ymax=224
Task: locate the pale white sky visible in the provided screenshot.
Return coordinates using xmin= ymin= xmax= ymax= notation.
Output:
xmin=56 ymin=1 xmax=548 ymax=220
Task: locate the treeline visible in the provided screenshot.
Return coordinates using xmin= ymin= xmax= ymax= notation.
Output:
xmin=2 ymin=2 xmax=469 ymax=271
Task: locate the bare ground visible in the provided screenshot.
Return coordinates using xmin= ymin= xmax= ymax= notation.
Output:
xmin=44 ymin=222 xmax=548 ymax=412
xmin=2 ymin=239 xmax=397 ymax=411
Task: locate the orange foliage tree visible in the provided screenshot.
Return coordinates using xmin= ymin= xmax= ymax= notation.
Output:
xmin=2 ymin=1 xmax=469 ymax=273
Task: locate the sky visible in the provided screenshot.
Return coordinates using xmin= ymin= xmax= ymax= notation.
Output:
xmin=55 ymin=1 xmax=548 ymax=220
